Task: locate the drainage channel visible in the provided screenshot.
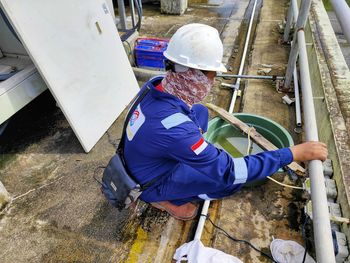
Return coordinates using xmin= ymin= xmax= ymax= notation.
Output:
xmin=192 ymin=1 xmax=302 ymax=262
xmin=195 ymin=1 xmax=324 ymax=262
xmin=199 ymin=0 xmax=264 ymax=241
xmin=195 ymin=0 xmax=261 ymax=242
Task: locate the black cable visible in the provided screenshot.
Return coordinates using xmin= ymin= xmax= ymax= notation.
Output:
xmin=301 ymin=244 xmax=307 ymax=263
xmin=203 ymin=214 xmax=278 ymax=263
xmin=301 ymin=216 xmax=310 ymax=263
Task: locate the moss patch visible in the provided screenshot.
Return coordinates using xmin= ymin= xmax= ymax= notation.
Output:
xmin=323 ymin=0 xmax=350 ymax=11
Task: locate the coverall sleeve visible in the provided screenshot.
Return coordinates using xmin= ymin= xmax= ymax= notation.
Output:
xmin=166 ymin=123 xmax=294 ymax=188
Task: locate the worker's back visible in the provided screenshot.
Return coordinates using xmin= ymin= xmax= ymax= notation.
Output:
xmin=124 ymin=76 xmax=202 ymax=187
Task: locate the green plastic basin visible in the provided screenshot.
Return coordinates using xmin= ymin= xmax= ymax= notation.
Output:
xmin=204 ymin=113 xmax=294 ymax=182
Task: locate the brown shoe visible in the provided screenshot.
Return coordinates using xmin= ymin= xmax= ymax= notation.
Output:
xmin=151 ymin=201 xmax=199 ymax=221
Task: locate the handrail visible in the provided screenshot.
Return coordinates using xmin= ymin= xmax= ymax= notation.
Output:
xmin=283 ymin=0 xmax=336 ymax=262
xmin=330 ymin=0 xmax=350 ymax=45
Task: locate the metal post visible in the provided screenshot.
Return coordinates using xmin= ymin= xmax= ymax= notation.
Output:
xmin=299 ymin=31 xmax=336 ymax=263
xmin=295 ymin=0 xmax=336 ymax=261
xmin=290 ymin=2 xmax=302 ymax=128
xmin=130 ymin=0 xmax=136 ymax=28
xmin=293 ymin=63 xmax=302 ymax=127
xmin=218 ymin=74 xmax=284 ymax=80
xmin=228 ymin=0 xmax=258 ymax=113
xmin=284 ymin=0 xmax=306 ymax=88
xmin=117 ymin=0 xmax=127 ymax=30
xmin=330 ymin=0 xmax=350 ymax=45
xmin=291 ymin=0 xmax=299 ymax=21
xmin=138 ymin=0 xmax=142 ymax=10
xmin=283 ymin=3 xmax=294 ymax=43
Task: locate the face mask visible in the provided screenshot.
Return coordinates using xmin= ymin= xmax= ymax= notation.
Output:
xmin=161 ymin=68 xmax=214 ymax=106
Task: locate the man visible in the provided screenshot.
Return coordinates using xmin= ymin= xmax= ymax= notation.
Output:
xmin=124 ymin=23 xmax=328 ymax=220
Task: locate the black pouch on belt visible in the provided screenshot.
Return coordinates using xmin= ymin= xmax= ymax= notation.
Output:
xmin=101 ymin=154 xmax=142 ymax=210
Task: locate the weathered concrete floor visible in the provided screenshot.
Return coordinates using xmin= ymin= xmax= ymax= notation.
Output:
xmin=0 ymin=0 xmax=306 ymax=262
xmin=0 ymin=1 xmax=249 ymax=262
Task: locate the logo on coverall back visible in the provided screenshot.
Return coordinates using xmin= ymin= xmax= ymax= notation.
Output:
xmin=127 ymin=104 xmax=145 ymax=141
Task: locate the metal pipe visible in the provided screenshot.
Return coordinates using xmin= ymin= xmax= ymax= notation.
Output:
xmin=290 ymin=1 xmax=301 ymax=128
xmin=291 ymin=0 xmax=298 ymax=21
xmin=194 ymin=200 xmax=210 ymax=240
xmin=330 ymin=0 xmax=350 ymax=45
xmin=283 ymin=3 xmax=294 ymax=43
xmin=228 ymin=0 xmax=258 ymax=114
xmin=138 ymin=0 xmax=142 ymax=10
xmin=130 ymin=0 xmax=136 ymax=28
xmin=218 ymin=74 xmax=284 ymax=80
xmin=299 ymin=32 xmax=336 ymax=263
xmin=293 ymin=63 xmax=302 ymax=127
xmin=284 ymin=0 xmax=306 ymax=88
xmin=296 ymin=0 xmax=336 ymax=261
xmin=117 ymin=0 xmax=127 ymax=30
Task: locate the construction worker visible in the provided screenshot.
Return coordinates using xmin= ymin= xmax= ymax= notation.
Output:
xmin=124 ymin=23 xmax=328 ymax=220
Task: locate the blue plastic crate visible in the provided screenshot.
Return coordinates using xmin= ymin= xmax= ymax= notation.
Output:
xmin=135 ymin=38 xmax=169 ymax=70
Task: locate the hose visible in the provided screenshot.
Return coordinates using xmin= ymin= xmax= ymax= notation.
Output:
xmin=246 ymin=126 xmax=304 ymax=190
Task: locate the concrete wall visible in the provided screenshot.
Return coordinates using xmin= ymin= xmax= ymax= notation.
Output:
xmin=305 ymin=0 xmax=350 ymax=242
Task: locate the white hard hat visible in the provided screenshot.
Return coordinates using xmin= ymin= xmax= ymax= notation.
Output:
xmin=164 ymin=23 xmax=227 ymax=72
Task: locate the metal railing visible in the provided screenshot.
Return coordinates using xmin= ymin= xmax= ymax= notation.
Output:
xmin=330 ymin=0 xmax=350 ymax=45
xmin=116 ymin=0 xmax=142 ymax=31
xmin=283 ymin=0 xmax=336 ymax=262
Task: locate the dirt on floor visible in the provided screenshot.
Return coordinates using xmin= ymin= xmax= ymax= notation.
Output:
xmin=0 ymin=0 xmax=308 ymax=262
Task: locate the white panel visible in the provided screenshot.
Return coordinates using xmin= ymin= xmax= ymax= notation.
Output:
xmin=0 ymin=0 xmax=139 ymax=152
xmin=105 ymin=0 xmax=116 ymax=22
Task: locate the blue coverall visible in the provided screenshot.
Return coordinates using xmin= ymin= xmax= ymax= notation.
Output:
xmin=124 ymin=76 xmax=293 ymax=205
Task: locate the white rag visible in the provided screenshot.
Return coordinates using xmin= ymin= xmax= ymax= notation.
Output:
xmin=270 ymin=239 xmax=316 ymax=263
xmin=173 ymin=239 xmax=243 ymax=263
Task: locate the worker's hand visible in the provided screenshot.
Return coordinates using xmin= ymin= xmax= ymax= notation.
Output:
xmin=290 ymin=141 xmax=328 ymax=162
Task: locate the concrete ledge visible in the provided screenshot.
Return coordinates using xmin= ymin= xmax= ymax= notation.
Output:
xmin=310 ymin=0 xmax=350 ymax=132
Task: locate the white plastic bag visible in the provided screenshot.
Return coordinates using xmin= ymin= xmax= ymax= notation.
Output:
xmin=270 ymin=239 xmax=316 ymax=263
xmin=173 ymin=239 xmax=243 ymax=263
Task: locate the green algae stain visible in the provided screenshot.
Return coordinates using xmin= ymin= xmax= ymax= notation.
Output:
xmin=323 ymin=0 xmax=350 ymax=11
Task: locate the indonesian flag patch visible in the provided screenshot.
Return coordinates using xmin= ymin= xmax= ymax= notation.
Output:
xmin=191 ymin=138 xmax=208 ymax=155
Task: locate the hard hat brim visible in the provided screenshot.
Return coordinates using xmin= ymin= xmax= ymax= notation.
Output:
xmin=217 ymin=63 xmax=227 ymax=73
xmin=164 ymin=52 xmax=227 ymax=73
